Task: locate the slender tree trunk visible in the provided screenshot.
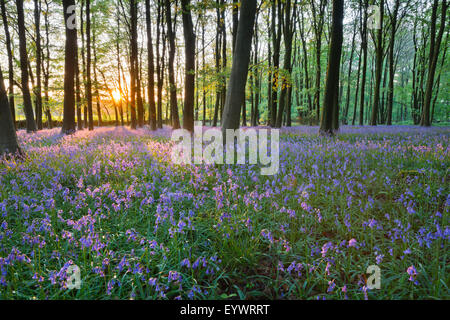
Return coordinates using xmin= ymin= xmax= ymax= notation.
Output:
xmin=136 ymin=46 xmax=144 ymax=127
xmin=311 ymin=0 xmax=326 ymax=123
xmin=213 ymin=0 xmax=221 ymax=127
xmin=16 ymin=0 xmax=37 ymax=132
xmin=320 ymin=0 xmax=343 ymax=135
xmin=359 ymin=0 xmax=368 ymax=126
xmin=61 ymin=0 xmax=77 ymax=134
xmin=145 ymin=0 xmax=157 ymax=130
xmin=86 ymin=0 xmax=94 ymax=130
xmin=421 ymin=0 xmax=447 ymax=126
xmin=156 ymin=0 xmax=164 ymax=129
xmin=43 ymin=0 xmax=52 ymax=128
xmin=370 ymin=0 xmax=384 ymax=125
xmin=299 ymin=8 xmax=312 ymax=119
xmin=344 ymin=18 xmax=357 ymax=124
xmin=270 ymin=0 xmax=282 ymax=127
xmin=232 ymin=0 xmax=239 ymax=53
xmin=202 ymin=19 xmax=206 ymax=126
xmin=34 ymin=0 xmax=43 ymax=130
xmin=76 ymin=31 xmax=83 ymax=130
xmin=0 ymin=67 xmax=20 ymax=155
xmin=165 ymin=0 xmax=180 ymax=129
xmin=220 ymin=0 xmax=227 ymax=123
xmin=431 ymin=37 xmax=447 ymax=123
xmin=181 ymin=0 xmax=195 ymax=132
xmin=1 ymin=0 xmax=16 ymax=127
xmin=386 ymin=0 xmax=399 ymax=125
xmin=92 ymin=18 xmax=102 ymax=127
xmin=276 ymin=0 xmax=294 ymax=128
xmin=221 ymin=0 xmax=257 ymax=130
xmin=252 ymin=12 xmax=260 ymax=127
xmin=352 ymin=46 xmax=362 ymax=125
xmin=81 ymin=0 xmax=87 ymax=128
xmin=129 ymin=0 xmax=138 ymax=129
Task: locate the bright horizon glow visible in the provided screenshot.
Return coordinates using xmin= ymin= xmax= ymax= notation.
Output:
xmin=112 ymin=89 xmax=121 ymax=103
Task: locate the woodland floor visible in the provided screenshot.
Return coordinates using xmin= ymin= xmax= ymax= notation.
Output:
xmin=0 ymin=125 xmax=448 ymax=299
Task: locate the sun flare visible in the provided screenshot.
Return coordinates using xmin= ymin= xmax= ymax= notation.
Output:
xmin=112 ymin=89 xmax=121 ymax=102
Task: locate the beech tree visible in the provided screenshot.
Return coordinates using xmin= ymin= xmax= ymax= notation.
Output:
xmin=0 ymin=0 xmax=15 ymax=126
xmin=370 ymin=0 xmax=384 ymax=126
xmin=181 ymin=0 xmax=195 ymax=133
xmin=421 ymin=0 xmax=447 ymax=127
xmin=0 ymin=67 xmax=20 ymax=156
xmin=319 ymin=0 xmax=344 ymax=136
xmin=221 ymin=0 xmax=257 ymax=131
xmin=61 ymin=0 xmax=77 ymax=134
xmin=16 ymin=0 xmax=37 ymax=132
xmin=165 ymin=0 xmax=180 ymax=129
xmin=145 ymin=0 xmax=157 ymax=130
xmin=86 ymin=0 xmax=94 ymax=130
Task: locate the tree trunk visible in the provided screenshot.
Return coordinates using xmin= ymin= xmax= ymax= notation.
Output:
xmin=86 ymin=0 xmax=94 ymax=130
xmin=276 ymin=0 xmax=294 ymax=128
xmin=43 ymin=0 xmax=52 ymax=128
xmin=145 ymin=0 xmax=157 ymax=130
xmin=386 ymin=0 xmax=400 ymax=125
xmin=232 ymin=0 xmax=239 ymax=53
xmin=0 ymin=67 xmax=20 ymax=156
xmin=221 ymin=0 xmax=257 ymax=131
xmin=165 ymin=0 xmax=180 ymax=129
xmin=299 ymin=7 xmax=312 ymax=119
xmin=270 ymin=0 xmax=282 ymax=127
xmin=181 ymin=0 xmax=195 ymax=132
xmin=129 ymin=0 xmax=138 ymax=129
xmin=61 ymin=0 xmax=77 ymax=134
xmin=1 ymin=0 xmax=16 ymax=127
xmin=76 ymin=29 xmax=83 ymax=130
xmin=344 ymin=18 xmax=357 ymax=124
xmin=34 ymin=0 xmax=43 ymax=130
xmin=202 ymin=19 xmax=206 ymax=126
xmin=421 ymin=0 xmax=447 ymax=127
xmin=311 ymin=0 xmax=326 ymax=123
xmin=319 ymin=0 xmax=343 ymax=136
xmin=359 ymin=0 xmax=368 ymax=125
xmin=92 ymin=19 xmax=102 ymax=127
xmin=156 ymin=0 xmax=164 ymax=129
xmin=370 ymin=0 xmax=384 ymax=126
xmin=352 ymin=46 xmax=362 ymax=125
xmin=252 ymin=11 xmax=260 ymax=127
xmin=16 ymin=0 xmax=37 ymax=132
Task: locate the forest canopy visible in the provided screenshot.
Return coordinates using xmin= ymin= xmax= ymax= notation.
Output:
xmin=0 ymin=0 xmax=447 ymax=135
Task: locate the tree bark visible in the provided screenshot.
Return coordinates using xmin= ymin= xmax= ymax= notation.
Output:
xmin=0 ymin=0 xmax=16 ymax=127
xmin=16 ymin=0 xmax=37 ymax=132
xmin=145 ymin=0 xmax=157 ymax=130
xmin=86 ymin=0 xmax=94 ymax=130
xmin=319 ymin=0 xmax=343 ymax=136
xmin=34 ymin=0 xmax=43 ymax=130
xmin=181 ymin=0 xmax=195 ymax=132
xmin=43 ymin=0 xmax=52 ymax=128
xmin=129 ymin=0 xmax=138 ymax=129
xmin=156 ymin=0 xmax=164 ymax=128
xmin=92 ymin=18 xmax=102 ymax=127
xmin=270 ymin=0 xmax=282 ymax=127
xmin=276 ymin=0 xmax=294 ymax=128
xmin=370 ymin=0 xmax=384 ymax=126
xmin=421 ymin=0 xmax=447 ymax=126
xmin=359 ymin=0 xmax=368 ymax=125
xmin=0 ymin=67 xmax=20 ymax=156
xmin=165 ymin=0 xmax=180 ymax=129
xmin=221 ymin=0 xmax=257 ymax=131
xmin=61 ymin=0 xmax=77 ymax=134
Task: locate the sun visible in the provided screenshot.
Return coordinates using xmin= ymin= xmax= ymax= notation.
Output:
xmin=112 ymin=89 xmax=121 ymax=102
